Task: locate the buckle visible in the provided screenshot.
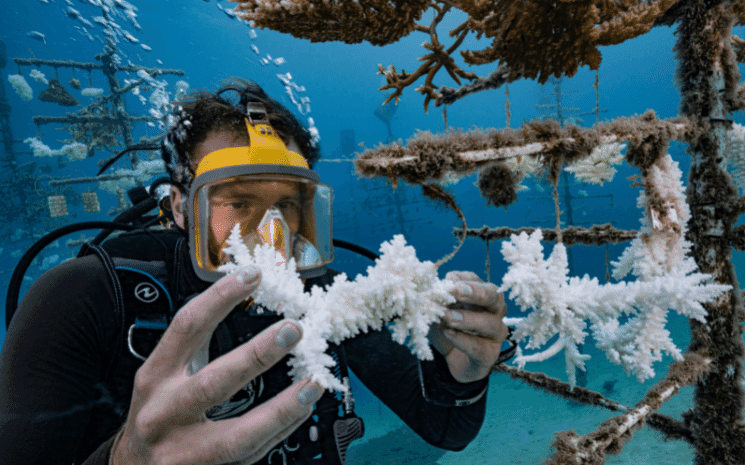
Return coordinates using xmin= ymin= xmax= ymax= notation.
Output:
xmin=245 ymin=102 xmax=269 ymax=125
xmin=127 ymin=315 xmax=168 ymax=361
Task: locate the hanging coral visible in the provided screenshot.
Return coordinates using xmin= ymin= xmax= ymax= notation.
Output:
xmin=38 ymin=79 xmax=79 ymax=106
xmin=564 ymin=142 xmax=627 ymax=185
xmin=231 ymin=0 xmax=429 ymax=46
xmin=81 ymin=87 xmax=104 ymax=97
xmin=477 ymin=162 xmax=522 ymax=208
xmin=68 ymin=77 xmax=82 ymax=90
xmin=24 ymin=137 xmax=87 ymax=161
xmin=7 ymin=74 xmax=32 ymax=101
xmin=29 ymin=69 xmax=48 ymax=84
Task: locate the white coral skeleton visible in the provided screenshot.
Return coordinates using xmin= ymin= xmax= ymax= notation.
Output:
xmin=218 ymin=229 xmax=456 ymax=392
xmin=500 ymin=154 xmax=731 ymax=387
xmin=564 ymin=142 xmax=626 ymax=185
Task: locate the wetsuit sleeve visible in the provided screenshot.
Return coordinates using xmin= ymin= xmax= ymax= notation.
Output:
xmin=80 ymin=431 xmax=120 ymax=465
xmin=344 ymin=328 xmax=488 ymax=451
xmin=0 ymin=256 xmax=119 ymax=465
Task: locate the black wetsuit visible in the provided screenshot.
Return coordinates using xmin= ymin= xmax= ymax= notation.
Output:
xmin=0 ymin=230 xmax=488 ymax=465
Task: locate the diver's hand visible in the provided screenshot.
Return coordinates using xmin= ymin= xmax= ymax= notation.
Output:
xmin=428 ymin=271 xmax=509 ymax=384
xmin=111 ymin=269 xmax=323 ymax=465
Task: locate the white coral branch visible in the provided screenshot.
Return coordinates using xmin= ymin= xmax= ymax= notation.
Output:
xmin=498 ymin=153 xmax=731 ymax=387
xmin=499 ymin=230 xmax=729 ymax=386
xmin=219 ymin=227 xmax=456 ymax=392
xmin=612 ymin=154 xmax=691 ymax=281
xmin=564 ymin=142 xmax=626 ymax=185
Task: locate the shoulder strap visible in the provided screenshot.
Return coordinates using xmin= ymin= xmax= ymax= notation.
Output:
xmin=85 ymin=244 xmax=126 ymax=379
xmin=86 ymin=231 xmax=176 ymax=363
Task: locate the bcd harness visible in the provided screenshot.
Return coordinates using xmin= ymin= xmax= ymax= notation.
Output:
xmin=82 ymin=228 xmax=364 ymax=465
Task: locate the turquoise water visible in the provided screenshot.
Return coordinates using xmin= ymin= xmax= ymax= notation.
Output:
xmin=1 ymin=2 xmax=744 ymax=463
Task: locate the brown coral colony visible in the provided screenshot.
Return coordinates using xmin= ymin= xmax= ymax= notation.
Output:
xmin=38 ymin=79 xmax=78 ymax=107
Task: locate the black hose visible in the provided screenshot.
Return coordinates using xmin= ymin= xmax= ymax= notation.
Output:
xmin=6 ymin=221 xmax=138 ymax=329
xmin=7 ymin=225 xmax=379 ymax=329
xmin=332 ymin=239 xmax=379 ymax=261
xmin=79 ymin=197 xmax=157 ymax=257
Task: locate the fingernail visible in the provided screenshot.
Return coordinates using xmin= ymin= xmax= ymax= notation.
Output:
xmin=276 ymin=323 xmax=301 ymax=348
xmin=457 ymin=282 xmax=472 ymax=296
xmin=448 ymin=310 xmax=463 ymax=322
xmin=239 ymin=266 xmax=260 ymax=285
xmin=298 ymin=382 xmax=322 ymax=405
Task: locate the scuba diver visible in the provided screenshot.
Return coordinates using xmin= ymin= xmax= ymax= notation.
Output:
xmin=0 ymin=79 xmax=510 ymax=465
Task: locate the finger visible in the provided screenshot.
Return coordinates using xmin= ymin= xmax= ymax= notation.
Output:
xmin=169 ymin=320 xmax=303 ymax=417
xmin=146 ymin=270 xmax=261 ymax=376
xmin=428 ymin=322 xmax=456 ymax=356
xmin=184 ymin=378 xmax=323 ymax=465
xmin=442 ymin=327 xmax=501 ymax=364
xmin=452 ymin=281 xmax=505 ymax=315
xmin=442 ymin=309 xmax=503 ymax=341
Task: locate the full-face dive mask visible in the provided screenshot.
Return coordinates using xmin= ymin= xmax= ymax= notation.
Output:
xmin=186 ymin=104 xmax=333 ymax=282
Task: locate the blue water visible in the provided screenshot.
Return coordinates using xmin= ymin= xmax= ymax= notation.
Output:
xmin=1 ymin=1 xmax=744 ymax=463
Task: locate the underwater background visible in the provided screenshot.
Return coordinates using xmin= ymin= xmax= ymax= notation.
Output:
xmin=1 ymin=1 xmax=744 ymax=463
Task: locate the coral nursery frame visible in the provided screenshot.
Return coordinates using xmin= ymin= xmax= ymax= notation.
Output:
xmin=230 ymin=1 xmax=745 ymax=463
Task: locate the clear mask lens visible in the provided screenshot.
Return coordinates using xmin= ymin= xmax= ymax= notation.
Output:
xmin=219 ymin=207 xmax=292 ymax=267
xmin=189 ymin=172 xmax=334 ymax=281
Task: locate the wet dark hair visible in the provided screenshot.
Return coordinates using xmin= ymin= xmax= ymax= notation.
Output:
xmin=162 ymin=78 xmax=321 ymax=191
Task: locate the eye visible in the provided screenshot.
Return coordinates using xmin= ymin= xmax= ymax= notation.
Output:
xmin=277 ymin=199 xmax=301 ymax=211
xmin=213 ymin=197 xmax=254 ymax=211
xmin=229 ymin=201 xmax=250 ymax=210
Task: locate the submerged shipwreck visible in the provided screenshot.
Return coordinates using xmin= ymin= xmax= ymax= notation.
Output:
xmin=229 ymin=0 xmax=745 ymax=464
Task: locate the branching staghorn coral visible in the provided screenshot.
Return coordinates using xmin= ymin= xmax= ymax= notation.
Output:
xmin=435 ymin=63 xmax=513 ymax=108
xmin=498 ymin=218 xmax=729 ymax=387
xmin=353 ymin=109 xmax=734 ymax=459
xmin=486 ymin=142 xmax=730 ymax=387
xmin=38 ymin=79 xmax=79 ymax=106
xmin=218 ymin=225 xmax=456 ymax=392
xmin=96 ymin=159 xmax=166 ymax=194
xmin=231 ymin=1 xmax=690 ymax=110
xmin=7 ymin=74 xmax=32 ymax=101
xmin=58 ymin=90 xmax=132 ymax=156
xmin=24 ymin=137 xmax=87 ymax=161
xmin=230 ymin=0 xmax=477 ymax=111
xmin=376 ymin=2 xmax=478 ymax=111
xmin=454 ymin=0 xmax=681 ymax=82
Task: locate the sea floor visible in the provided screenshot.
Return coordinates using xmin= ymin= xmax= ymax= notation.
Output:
xmin=346 ymin=367 xmax=698 ymax=465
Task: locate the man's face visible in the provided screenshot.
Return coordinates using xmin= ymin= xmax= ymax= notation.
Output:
xmin=169 ymin=129 xmax=306 ymax=266
xmin=207 ymin=179 xmax=302 ymax=263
